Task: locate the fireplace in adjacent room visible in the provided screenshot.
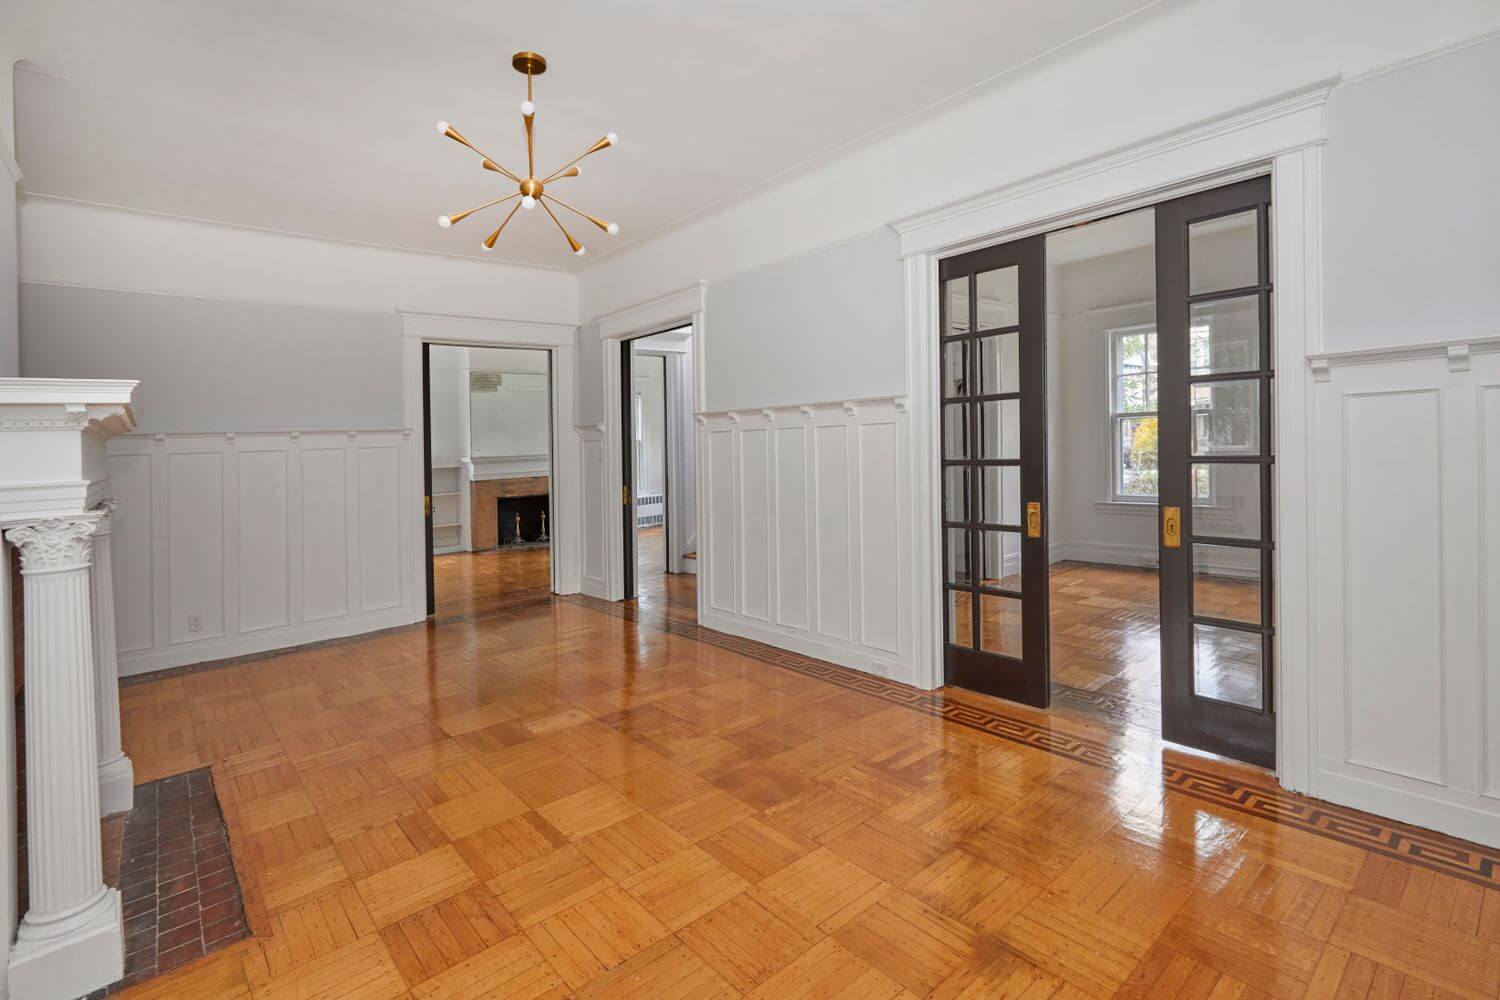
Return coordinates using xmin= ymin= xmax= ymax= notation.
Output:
xmin=497 ymin=494 xmax=550 ymax=546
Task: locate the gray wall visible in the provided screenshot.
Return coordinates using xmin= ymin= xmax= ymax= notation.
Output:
xmin=20 ymin=282 xmax=403 ymax=432
xmin=703 ymin=229 xmax=903 ymax=412
xmin=1324 ymin=36 xmax=1500 ymax=352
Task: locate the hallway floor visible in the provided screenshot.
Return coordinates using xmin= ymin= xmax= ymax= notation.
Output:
xmin=113 ymin=574 xmax=1500 ymax=999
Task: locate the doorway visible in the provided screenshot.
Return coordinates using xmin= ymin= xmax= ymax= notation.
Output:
xmin=939 ymin=176 xmax=1276 ymax=768
xmin=619 ymin=325 xmax=695 ymax=609
xmin=422 ymin=344 xmax=555 ymax=618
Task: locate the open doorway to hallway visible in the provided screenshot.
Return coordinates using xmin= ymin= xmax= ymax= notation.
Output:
xmin=622 ymin=325 xmax=696 ymax=615
xmin=423 ymin=344 xmax=555 ymax=618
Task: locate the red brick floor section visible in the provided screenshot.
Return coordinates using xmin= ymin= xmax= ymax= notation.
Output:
xmin=110 ymin=768 xmax=249 ymax=990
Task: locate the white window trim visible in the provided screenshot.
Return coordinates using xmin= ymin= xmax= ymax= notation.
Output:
xmin=1105 ymin=322 xmax=1160 ymax=505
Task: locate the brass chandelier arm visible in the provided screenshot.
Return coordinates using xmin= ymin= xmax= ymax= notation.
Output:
xmin=440 ymin=123 xmax=522 ymax=183
xmin=482 ymin=159 xmax=523 ymax=183
xmin=539 ymin=198 xmax=584 ymax=255
xmin=541 ymin=193 xmax=612 ymax=233
xmin=483 ymin=202 xmax=523 ymax=250
xmin=542 ymin=135 xmax=614 ymax=183
xmin=443 ymin=192 xmax=521 ymax=226
xmin=524 ymin=114 xmax=535 ymax=180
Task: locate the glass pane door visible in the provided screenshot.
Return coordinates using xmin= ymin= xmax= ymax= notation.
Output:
xmin=939 ymin=234 xmax=1050 ymax=707
xmin=1155 ymin=177 xmax=1275 ymax=767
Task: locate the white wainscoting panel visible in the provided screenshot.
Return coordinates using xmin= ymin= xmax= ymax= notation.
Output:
xmin=107 ymin=430 xmax=419 ymax=675
xmin=697 ymin=397 xmax=911 ymax=683
xmin=1309 ymin=337 xmax=1500 ymax=845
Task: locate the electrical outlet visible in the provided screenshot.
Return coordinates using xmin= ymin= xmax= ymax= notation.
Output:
xmin=187 ymin=614 xmax=202 ymax=633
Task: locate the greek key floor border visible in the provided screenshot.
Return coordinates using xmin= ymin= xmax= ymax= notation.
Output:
xmin=558 ymin=593 xmax=1500 ymax=891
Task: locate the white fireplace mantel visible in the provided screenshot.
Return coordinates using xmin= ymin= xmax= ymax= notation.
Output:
xmin=0 ymin=378 xmax=139 ymax=524
xmin=0 ymin=377 xmax=138 ymax=1000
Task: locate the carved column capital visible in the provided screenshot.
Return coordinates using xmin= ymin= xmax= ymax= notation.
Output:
xmin=5 ymin=514 xmax=105 ymax=574
xmin=91 ymin=497 xmax=120 ymax=537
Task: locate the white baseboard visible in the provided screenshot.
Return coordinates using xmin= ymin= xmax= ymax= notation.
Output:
xmin=698 ymin=609 xmax=915 ymax=688
xmin=118 ymin=606 xmax=422 ymax=677
xmin=1050 ymin=540 xmax=1258 ymax=580
xmin=581 ymin=576 xmax=608 ymax=600
xmin=1313 ymin=767 xmax=1500 ymax=850
xmin=1051 ymin=541 xmax=1158 ymax=568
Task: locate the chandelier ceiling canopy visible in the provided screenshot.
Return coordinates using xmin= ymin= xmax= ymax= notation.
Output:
xmin=435 ymin=51 xmax=617 ymax=257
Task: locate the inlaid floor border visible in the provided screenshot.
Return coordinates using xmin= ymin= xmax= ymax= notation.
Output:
xmin=561 ymin=592 xmax=1500 ymax=891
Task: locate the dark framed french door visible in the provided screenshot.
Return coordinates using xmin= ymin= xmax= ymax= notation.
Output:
xmin=938 ymin=234 xmax=1050 ymax=706
xmin=620 ymin=340 xmax=637 ymax=600
xmin=1155 ymin=176 xmax=1276 ymax=768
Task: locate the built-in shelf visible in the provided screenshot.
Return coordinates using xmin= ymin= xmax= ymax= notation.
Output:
xmin=433 ymin=521 xmax=461 ymax=530
xmin=432 ymin=491 xmax=460 ymax=498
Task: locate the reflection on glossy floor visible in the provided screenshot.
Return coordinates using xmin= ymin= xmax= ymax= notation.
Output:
xmin=1046 ymin=561 xmax=1261 ymax=730
xmin=433 ymin=545 xmax=551 ymax=618
xmin=116 ymin=569 xmax=1500 ymax=1000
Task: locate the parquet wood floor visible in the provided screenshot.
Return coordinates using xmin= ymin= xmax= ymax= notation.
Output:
xmin=433 ymin=546 xmax=552 ymax=619
xmin=114 ymin=563 xmax=1500 ymax=999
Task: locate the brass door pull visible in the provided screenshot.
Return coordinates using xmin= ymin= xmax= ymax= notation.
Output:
xmin=1026 ymin=501 xmax=1041 ymax=539
xmin=1162 ymin=506 xmax=1181 ymax=548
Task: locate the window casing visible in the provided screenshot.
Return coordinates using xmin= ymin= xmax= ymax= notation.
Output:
xmin=1108 ymin=324 xmax=1213 ymax=503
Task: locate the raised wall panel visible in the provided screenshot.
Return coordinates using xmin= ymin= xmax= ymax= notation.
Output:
xmin=813 ymin=424 xmax=851 ymax=642
xmin=1343 ymin=390 xmax=1444 ymax=784
xmin=690 ymin=400 xmax=908 ymax=686
xmin=237 ymin=449 xmax=290 ymax=632
xmin=106 ymin=453 xmax=154 ymax=653
xmin=1484 ymin=386 xmax=1500 ymax=798
xmin=858 ymin=421 xmax=900 ymax=653
xmin=301 ymin=448 xmax=349 ymax=622
xmin=707 ymin=428 xmax=737 ymax=613
xmin=167 ymin=451 xmax=225 ymax=644
xmin=357 ymin=446 xmax=401 ymax=612
xmin=774 ymin=426 xmax=809 ymax=629
xmin=738 ymin=428 xmax=770 ymax=621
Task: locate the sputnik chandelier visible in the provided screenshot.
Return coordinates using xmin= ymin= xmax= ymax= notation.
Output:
xmin=435 ymin=51 xmax=618 ymax=256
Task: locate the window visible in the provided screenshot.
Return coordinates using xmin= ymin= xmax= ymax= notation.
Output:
xmin=1108 ymin=324 xmax=1213 ymax=502
xmin=1109 ymin=326 xmax=1158 ymax=501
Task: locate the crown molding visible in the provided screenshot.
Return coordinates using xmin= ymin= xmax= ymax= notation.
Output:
xmin=891 ymin=77 xmax=1337 ymax=258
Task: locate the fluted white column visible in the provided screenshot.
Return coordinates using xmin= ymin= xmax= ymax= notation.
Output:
xmin=5 ymin=515 xmax=123 ymax=1000
xmin=89 ymin=499 xmax=133 ymax=817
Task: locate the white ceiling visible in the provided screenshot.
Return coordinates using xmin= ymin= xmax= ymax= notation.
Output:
xmin=13 ymin=0 xmax=1159 ymax=270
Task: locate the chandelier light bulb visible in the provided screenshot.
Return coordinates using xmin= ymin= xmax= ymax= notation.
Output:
xmin=480 ymin=241 xmax=493 ymax=252
xmin=521 ymin=100 xmax=535 ymax=117
xmin=606 ymin=222 xmax=619 ymax=235
xmin=435 ymin=120 xmax=450 ymax=135
xmin=437 ymin=215 xmax=452 ymax=228
xmin=521 ymin=195 xmax=537 ymax=210
xmin=606 ymin=132 xmax=618 ymax=146
xmin=574 ymin=245 xmax=587 ymax=256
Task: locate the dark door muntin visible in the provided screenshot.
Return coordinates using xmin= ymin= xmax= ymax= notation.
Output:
xmin=1156 ymin=176 xmax=1276 ymax=768
xmin=939 ymin=234 xmax=1050 ymax=707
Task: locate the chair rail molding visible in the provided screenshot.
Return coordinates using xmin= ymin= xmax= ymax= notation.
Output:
xmin=896 ymin=80 xmax=1329 ymax=795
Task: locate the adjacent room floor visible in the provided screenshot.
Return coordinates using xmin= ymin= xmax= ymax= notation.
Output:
xmin=114 ymin=572 xmax=1500 ymax=999
xmin=432 ymin=545 xmax=552 ymax=619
